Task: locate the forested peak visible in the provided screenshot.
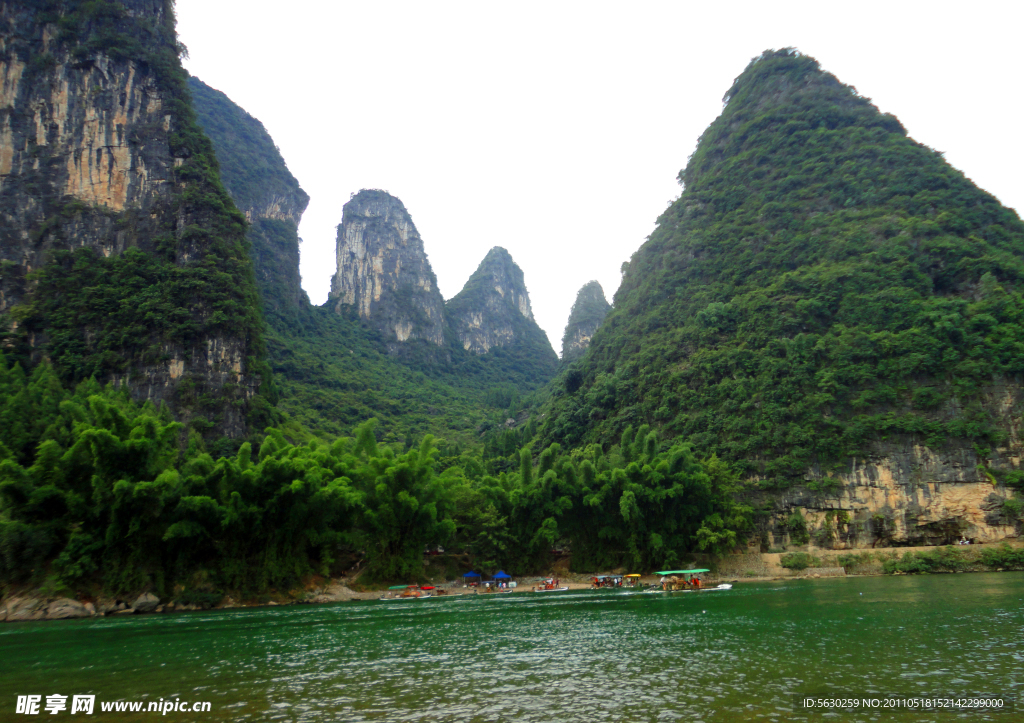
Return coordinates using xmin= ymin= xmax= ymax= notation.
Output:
xmin=449 ymin=246 xmax=534 ymax=322
xmin=564 ymin=281 xmax=609 ymax=335
xmin=560 ymin=281 xmax=610 ymax=363
xmin=343 ymin=189 xmax=410 ymax=220
xmin=543 ymin=48 xmax=1024 ymax=488
xmin=683 ymin=48 xmax=906 ymax=190
xmin=572 ymin=280 xmax=608 ymax=308
xmin=188 ymin=76 xmax=309 ymax=225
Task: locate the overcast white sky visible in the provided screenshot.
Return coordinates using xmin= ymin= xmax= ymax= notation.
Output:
xmin=176 ymin=1 xmax=1023 ymax=356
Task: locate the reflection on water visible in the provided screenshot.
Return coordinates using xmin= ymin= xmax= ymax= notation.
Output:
xmin=1 ymin=574 xmax=1021 ymax=722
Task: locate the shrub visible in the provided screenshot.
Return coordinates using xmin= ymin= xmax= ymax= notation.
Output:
xmin=979 ymin=544 xmax=1024 ymax=570
xmin=780 ymin=552 xmax=819 ymax=570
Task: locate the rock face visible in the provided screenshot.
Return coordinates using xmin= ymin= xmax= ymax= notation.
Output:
xmin=761 ymin=439 xmax=1020 ymax=548
xmin=45 ymin=598 xmax=89 ymax=619
xmin=0 ymin=1 xmax=268 ymax=437
xmin=445 ymin=247 xmax=559 ymax=378
xmin=330 ymin=190 xmax=446 ymax=348
xmin=447 ymin=247 xmax=537 ymax=353
xmin=188 ymin=77 xmax=310 ymax=321
xmin=131 ymin=592 xmax=160 ymax=612
xmin=560 ymin=281 xmax=609 ymax=363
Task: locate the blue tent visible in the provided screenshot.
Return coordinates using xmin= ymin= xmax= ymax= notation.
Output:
xmin=493 ymin=570 xmax=511 ymax=579
xmin=463 ymin=571 xmax=482 ymax=578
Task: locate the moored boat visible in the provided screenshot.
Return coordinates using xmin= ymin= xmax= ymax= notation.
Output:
xmin=379 ymin=584 xmax=432 ymax=601
xmin=532 ymin=577 xmax=569 ymax=592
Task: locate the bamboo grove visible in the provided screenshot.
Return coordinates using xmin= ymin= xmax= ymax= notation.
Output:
xmin=0 ymin=354 xmax=751 ymax=599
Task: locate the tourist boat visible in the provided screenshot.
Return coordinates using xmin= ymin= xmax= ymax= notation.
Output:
xmin=532 ymin=578 xmax=569 ymax=592
xmin=650 ymin=569 xmax=732 ymax=593
xmin=379 ymin=585 xmax=432 ymax=601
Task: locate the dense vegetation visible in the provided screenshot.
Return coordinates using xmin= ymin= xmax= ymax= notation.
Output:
xmin=0 ymin=354 xmax=750 ymax=599
xmin=4 ymin=23 xmax=1023 ymax=604
xmin=542 ymin=49 xmax=1024 ymax=487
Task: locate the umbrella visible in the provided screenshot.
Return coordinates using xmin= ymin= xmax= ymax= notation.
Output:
xmin=493 ymin=570 xmax=511 ymax=579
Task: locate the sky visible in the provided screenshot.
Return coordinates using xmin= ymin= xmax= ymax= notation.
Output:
xmin=175 ymin=0 xmax=1024 ymax=356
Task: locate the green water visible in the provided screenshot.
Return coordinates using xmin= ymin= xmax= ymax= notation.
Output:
xmin=1 ymin=574 xmax=1021 ymax=722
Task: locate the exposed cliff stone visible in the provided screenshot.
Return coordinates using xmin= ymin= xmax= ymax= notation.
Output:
xmin=560 ymin=281 xmax=609 ymax=363
xmin=188 ymin=76 xmax=310 ymax=321
xmin=329 ymin=190 xmax=446 ymax=349
xmin=0 ymin=1 xmax=269 ymax=437
xmin=447 ymin=247 xmax=533 ymax=352
xmin=754 ymin=379 xmax=1024 ymax=549
xmin=445 ymin=246 xmax=558 ymax=380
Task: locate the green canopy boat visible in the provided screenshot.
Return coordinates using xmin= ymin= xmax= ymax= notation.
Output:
xmin=654 ymin=569 xmax=710 ymax=576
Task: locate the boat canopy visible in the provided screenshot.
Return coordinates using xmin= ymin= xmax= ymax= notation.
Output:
xmin=655 ymin=569 xmax=710 ymax=575
xmin=493 ymin=570 xmax=512 ymax=579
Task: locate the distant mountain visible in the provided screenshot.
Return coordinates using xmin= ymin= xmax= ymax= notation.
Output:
xmin=329 ymin=190 xmax=448 ymax=351
xmin=560 ymin=281 xmax=610 ymax=363
xmin=541 ymin=48 xmax=1024 ymax=544
xmin=445 ymin=247 xmax=558 ymax=383
xmin=188 ymin=76 xmax=310 ymax=323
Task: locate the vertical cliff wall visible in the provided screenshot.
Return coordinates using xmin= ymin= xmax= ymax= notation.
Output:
xmin=329 ymin=189 xmax=446 ymax=349
xmin=560 ymin=280 xmax=609 ymax=363
xmin=0 ymin=0 xmax=270 ymax=437
xmin=188 ymin=76 xmax=309 ymax=323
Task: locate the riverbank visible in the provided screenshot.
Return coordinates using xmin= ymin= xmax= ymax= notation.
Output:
xmin=3 ymin=540 xmax=1021 ymax=622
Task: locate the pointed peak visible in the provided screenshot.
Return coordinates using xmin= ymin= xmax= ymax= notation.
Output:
xmin=344 ymin=189 xmax=408 ymax=217
xmin=561 ymin=281 xmax=610 ymax=363
xmin=684 ymin=48 xmax=906 ymax=190
xmin=477 ymin=246 xmax=518 ymax=272
xmin=574 ymin=280 xmax=607 ymax=303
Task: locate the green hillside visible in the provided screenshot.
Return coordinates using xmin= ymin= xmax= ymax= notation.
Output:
xmin=544 ymin=49 xmax=1024 ymax=487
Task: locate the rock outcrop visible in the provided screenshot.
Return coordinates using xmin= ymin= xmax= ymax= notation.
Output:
xmin=188 ymin=77 xmax=310 ymax=321
xmin=445 ymin=246 xmax=558 ymax=377
xmin=131 ymin=592 xmax=160 ymax=613
xmin=45 ymin=598 xmax=90 ymax=619
xmin=0 ymin=0 xmax=268 ymax=437
xmin=329 ymin=190 xmax=446 ymax=349
xmin=560 ymin=281 xmax=609 ymax=363
xmin=447 ymin=247 xmax=536 ymax=353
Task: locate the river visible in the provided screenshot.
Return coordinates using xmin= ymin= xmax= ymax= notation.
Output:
xmin=2 ymin=573 xmax=1021 ymax=721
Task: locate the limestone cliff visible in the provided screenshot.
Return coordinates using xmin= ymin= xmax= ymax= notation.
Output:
xmin=560 ymin=281 xmax=609 ymax=363
xmin=188 ymin=76 xmax=310 ymax=321
xmin=757 ymin=379 xmax=1023 ymax=549
xmin=329 ymin=189 xmax=446 ymax=349
xmin=0 ymin=0 xmax=270 ymax=436
xmin=446 ymin=246 xmax=558 ymax=378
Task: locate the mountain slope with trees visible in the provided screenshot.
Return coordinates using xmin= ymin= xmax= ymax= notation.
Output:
xmin=542 ymin=49 xmax=1024 ymax=492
